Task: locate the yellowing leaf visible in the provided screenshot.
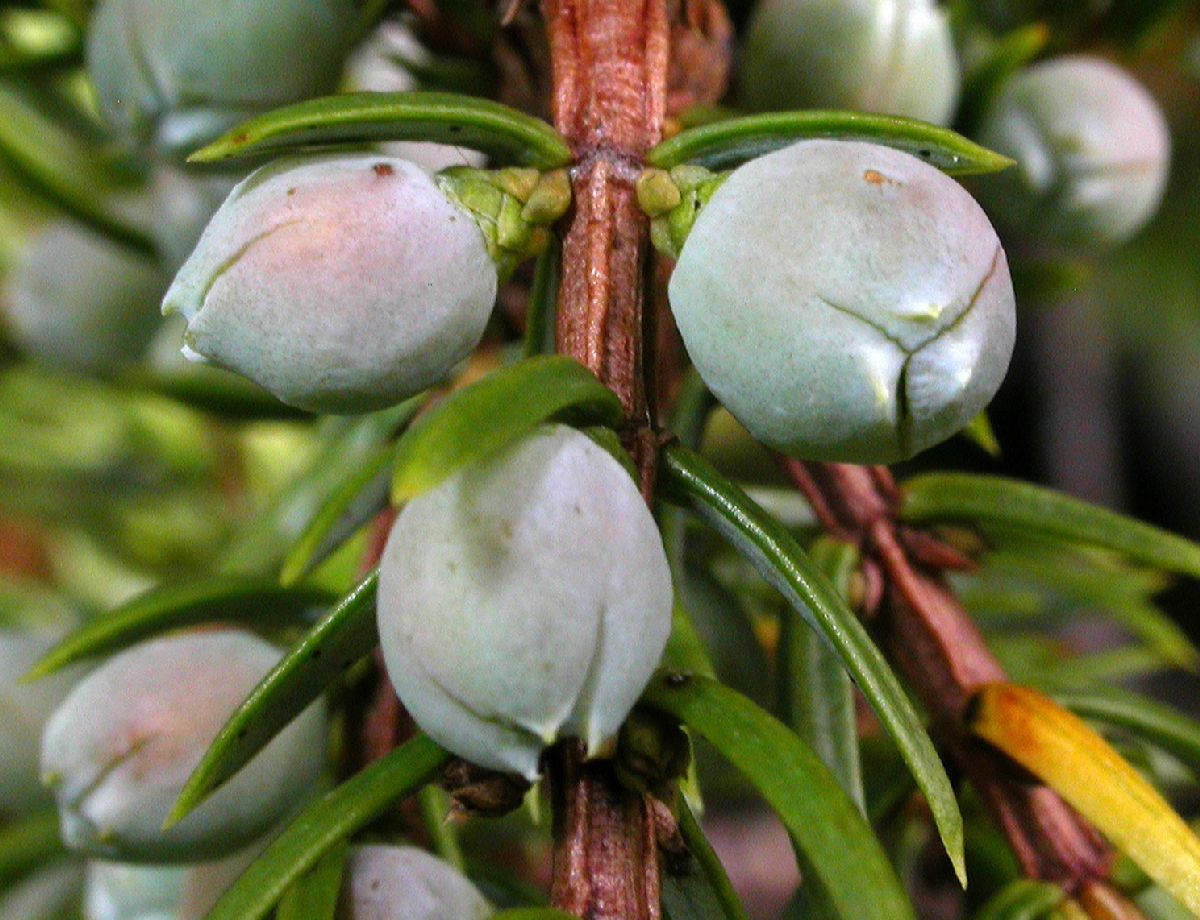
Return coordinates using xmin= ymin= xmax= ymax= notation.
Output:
xmin=970 ymin=683 xmax=1200 ymax=916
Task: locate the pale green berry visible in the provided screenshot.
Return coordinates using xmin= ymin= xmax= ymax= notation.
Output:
xmin=339 ymin=846 xmax=491 ymax=920
xmin=974 ymin=56 xmax=1170 ymax=249
xmin=4 ymin=221 xmax=166 ymax=372
xmin=85 ymin=862 xmax=187 ymax=920
xmin=669 ymin=139 xmax=1016 ymax=464
xmin=377 ymin=424 xmax=673 ymax=780
xmin=742 ymin=0 xmax=960 ymax=125
xmin=86 ymin=0 xmax=358 ymax=154
xmin=41 ymin=630 xmax=327 ymax=862
xmin=0 ymin=622 xmax=79 ymax=813
xmin=163 ymin=155 xmax=498 ymax=414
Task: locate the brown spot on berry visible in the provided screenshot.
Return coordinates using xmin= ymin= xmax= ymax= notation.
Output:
xmin=372 ymin=163 xmax=395 ymax=177
xmin=863 ymin=169 xmax=888 ymax=186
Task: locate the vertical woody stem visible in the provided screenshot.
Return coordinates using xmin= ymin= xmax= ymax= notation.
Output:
xmin=541 ymin=1 xmax=670 ymax=916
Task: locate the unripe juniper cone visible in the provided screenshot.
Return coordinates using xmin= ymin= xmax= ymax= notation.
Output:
xmin=742 ymin=0 xmax=960 ymax=125
xmin=339 ymin=846 xmax=492 ymax=920
xmin=974 ymin=55 xmax=1171 ymax=249
xmin=377 ymin=425 xmax=673 ymax=780
xmin=4 ymin=221 xmax=166 ymax=372
xmin=86 ymin=0 xmax=359 ymax=154
xmin=40 ymin=630 xmax=328 ymax=862
xmin=669 ymin=140 xmax=1016 ymax=464
xmin=163 ymin=155 xmax=498 ymax=413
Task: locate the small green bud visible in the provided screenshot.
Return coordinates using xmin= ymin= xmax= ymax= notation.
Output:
xmin=636 ymin=169 xmax=682 ymax=218
xmin=41 ymin=630 xmax=327 ymax=862
xmin=378 ymin=425 xmax=673 ymax=780
xmin=4 ymin=221 xmax=166 ymax=372
xmin=974 ymin=56 xmax=1170 ymax=250
xmin=340 ymin=845 xmax=491 ymax=920
xmin=742 ymin=0 xmax=961 ymax=125
xmin=669 ymin=140 xmax=1016 ymax=464
xmin=614 ymin=709 xmax=690 ymax=796
xmin=163 ymin=155 xmax=498 ymax=414
xmin=87 ymin=0 xmax=359 ymax=154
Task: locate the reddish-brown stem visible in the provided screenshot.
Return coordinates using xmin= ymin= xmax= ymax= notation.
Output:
xmin=782 ymin=460 xmax=1113 ymax=891
xmin=540 ymin=2 xmax=671 ymax=917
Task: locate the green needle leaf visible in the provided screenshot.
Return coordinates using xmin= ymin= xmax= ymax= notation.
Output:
xmin=644 ymin=673 xmax=915 ymax=920
xmin=24 ymin=578 xmax=335 ymax=681
xmin=201 ymin=734 xmax=449 ymax=920
xmin=189 ymin=92 xmax=573 ymax=169
xmin=972 ymin=879 xmax=1064 ymax=920
xmin=660 ymin=444 xmax=964 ymax=885
xmin=671 ymin=796 xmax=752 ymax=920
xmin=274 ymin=839 xmax=347 ymax=920
xmin=901 ymin=474 xmax=1200 ymax=580
xmin=280 ymin=394 xmax=427 ymax=586
xmin=0 ymin=85 xmax=155 ymax=253
xmin=647 ymin=110 xmax=1014 ymax=175
xmin=391 ymin=356 xmax=623 ymax=502
xmin=169 ymin=571 xmax=380 ymax=825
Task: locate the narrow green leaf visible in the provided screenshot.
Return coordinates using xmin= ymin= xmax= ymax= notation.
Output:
xmin=523 ymin=235 xmax=561 ymax=359
xmin=674 ymin=797 xmax=751 ymax=920
xmin=417 ymin=785 xmax=464 ymax=872
xmin=391 ymin=356 xmax=623 ymax=501
xmin=274 ymin=838 xmax=347 ymax=920
xmin=1048 ymin=685 xmax=1200 ymax=776
xmin=190 ymin=92 xmax=572 ymax=169
xmin=220 ymin=404 xmax=419 ymax=576
xmin=901 ymin=474 xmax=1200 ymax=580
xmin=644 ymin=674 xmax=915 ymax=920
xmin=24 ymin=578 xmax=334 ymax=681
xmin=0 ymin=810 xmax=62 ymax=890
xmin=169 ymin=571 xmax=379 ymax=824
xmin=203 ymin=734 xmax=449 ymax=920
xmin=961 ymin=411 xmax=1002 ymax=457
xmin=646 ymin=110 xmax=1014 ymax=175
xmin=780 ymin=538 xmax=865 ymax=814
xmin=0 ymin=10 xmax=82 ymax=73
xmin=0 ymin=85 xmax=154 ymax=253
xmin=279 ymin=394 xmax=426 ymax=586
xmin=660 ymin=444 xmax=964 ymax=885
xmin=971 ymin=879 xmax=1063 ymax=920
xmin=663 ymin=596 xmax=718 ymax=679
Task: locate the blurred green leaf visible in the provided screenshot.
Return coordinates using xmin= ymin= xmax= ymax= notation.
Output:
xmin=901 ymin=474 xmax=1200 ymax=580
xmin=660 ymin=444 xmax=964 ymax=885
xmin=116 ymin=366 xmax=303 ymax=421
xmin=781 ymin=538 xmax=865 ymax=814
xmin=971 ymin=879 xmax=1063 ymax=920
xmin=670 ymin=797 xmax=751 ymax=920
xmin=24 ymin=577 xmax=334 ymax=681
xmin=190 ymin=92 xmax=572 ymax=168
xmin=1048 ymin=685 xmax=1200 ymax=776
xmin=0 ymin=84 xmax=154 ymax=253
xmin=391 ymin=356 xmax=623 ymax=501
xmin=169 ymin=570 xmax=379 ymax=825
xmin=958 ymin=23 xmax=1049 ymax=132
xmin=644 ymin=673 xmax=916 ymax=920
xmin=220 ymin=405 xmax=418 ymax=576
xmin=646 ymin=110 xmax=1014 ymax=174
xmin=0 ymin=9 xmax=81 ymax=72
xmin=274 ymin=838 xmax=347 ymax=920
xmin=523 ymin=235 xmax=560 ymax=359
xmin=279 ymin=394 xmax=426 ymax=586
xmin=417 ymin=785 xmax=464 ymax=872
xmin=203 ymin=734 xmax=449 ymax=920
xmin=0 ymin=810 xmax=61 ymax=890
